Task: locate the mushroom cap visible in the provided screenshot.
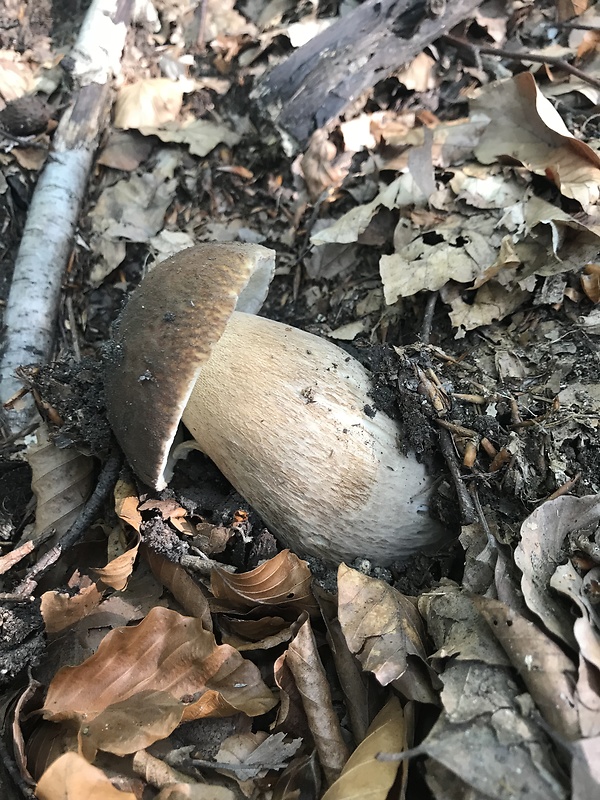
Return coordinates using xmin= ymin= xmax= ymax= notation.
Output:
xmin=104 ymin=243 xmax=275 ymax=489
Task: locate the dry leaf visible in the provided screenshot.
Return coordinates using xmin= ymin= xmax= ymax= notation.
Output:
xmin=114 ymin=78 xmax=191 ymax=129
xmin=144 ymin=546 xmax=212 ymax=630
xmin=322 ymin=697 xmax=406 ymax=800
xmin=214 ymin=731 xmax=302 ymax=782
xmin=97 ymin=129 xmax=153 ymax=171
xmin=92 ymin=530 xmax=140 ymax=590
xmin=139 ymin=118 xmax=241 ymax=157
xmin=41 ymin=582 xmax=103 ymax=634
xmin=25 ymin=423 xmax=94 ymax=542
xmin=43 ymin=606 xmax=276 ymax=723
xmin=337 ymin=564 xmax=439 ymax=704
xmin=473 ymin=596 xmax=580 ymax=740
xmin=35 ymin=751 xmax=136 ymax=800
xmin=79 ymin=690 xmax=184 ymax=761
xmin=515 ymin=494 xmax=600 ymax=646
xmin=581 ymin=263 xmax=600 ymax=303
xmin=272 ymin=751 xmax=321 ymax=799
xmin=114 ymin=480 xmax=142 ymax=531
xmin=285 ymin=617 xmax=350 ymax=784
xmin=418 ymin=584 xmax=510 ymax=668
xmin=211 ymin=550 xmax=318 ymax=617
xmin=311 ymin=173 xmax=427 ymax=246
xmin=474 ymin=73 xmax=600 ymax=211
xmin=443 ymin=281 xmax=529 ymax=336
xmin=218 ymin=616 xmax=294 ymax=651
xmin=90 ymin=149 xmax=180 ymax=245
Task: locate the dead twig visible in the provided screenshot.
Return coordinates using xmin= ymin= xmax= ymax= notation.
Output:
xmin=420 ymin=291 xmax=438 ymax=344
xmin=438 ymin=426 xmax=477 ymax=524
xmin=444 ymin=34 xmax=600 ymax=92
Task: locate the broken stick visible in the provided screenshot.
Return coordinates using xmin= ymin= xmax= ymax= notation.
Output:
xmin=251 ymin=0 xmax=484 ymax=152
xmin=0 ymin=0 xmax=133 ymax=434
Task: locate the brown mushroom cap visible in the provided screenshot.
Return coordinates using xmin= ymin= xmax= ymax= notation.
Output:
xmin=104 ymin=243 xmax=275 ymax=489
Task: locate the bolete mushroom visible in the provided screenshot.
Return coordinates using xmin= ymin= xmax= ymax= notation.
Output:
xmin=104 ymin=243 xmax=443 ymax=564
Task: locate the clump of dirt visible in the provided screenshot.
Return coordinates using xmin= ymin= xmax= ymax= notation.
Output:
xmin=33 ymin=357 xmax=112 ymax=457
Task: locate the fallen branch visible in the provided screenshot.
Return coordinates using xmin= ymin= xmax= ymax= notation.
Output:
xmin=251 ymin=0 xmax=484 ymax=151
xmin=0 ymin=0 xmax=133 ymax=434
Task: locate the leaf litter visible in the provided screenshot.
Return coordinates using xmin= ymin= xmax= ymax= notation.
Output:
xmin=1 ymin=0 xmax=600 ymax=799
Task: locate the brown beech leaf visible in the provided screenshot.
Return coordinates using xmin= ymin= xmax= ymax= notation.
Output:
xmin=285 ymin=617 xmax=350 ymax=785
xmin=35 ymin=751 xmax=136 ymax=800
xmin=337 ymin=564 xmax=439 ymax=704
xmin=473 ymin=596 xmax=580 ymax=740
xmin=114 ymin=479 xmax=143 ymax=532
xmin=144 ymin=546 xmax=212 ymax=631
xmin=43 ymin=606 xmax=276 ymax=723
xmin=211 ymin=550 xmax=318 ymax=616
xmin=40 ymin=582 xmax=103 ymax=634
xmin=91 ymin=530 xmax=140 ymax=590
xmin=79 ymin=690 xmax=184 ymax=761
xmin=322 ymin=697 xmax=406 ymax=800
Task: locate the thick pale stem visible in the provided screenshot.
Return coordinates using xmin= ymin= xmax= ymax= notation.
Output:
xmin=182 ymin=312 xmax=442 ymax=564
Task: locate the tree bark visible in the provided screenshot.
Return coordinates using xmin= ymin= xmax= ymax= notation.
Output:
xmin=0 ymin=0 xmax=133 ymax=433
xmin=252 ymin=0 xmax=484 ymax=152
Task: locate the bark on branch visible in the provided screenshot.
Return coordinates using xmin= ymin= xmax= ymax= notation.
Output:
xmin=251 ymin=0 xmax=484 ymax=152
xmin=0 ymin=0 xmax=133 ymax=433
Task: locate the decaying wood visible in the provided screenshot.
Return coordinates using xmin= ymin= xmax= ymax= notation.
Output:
xmin=252 ymin=0 xmax=484 ymax=152
xmin=0 ymin=0 xmax=133 ymax=434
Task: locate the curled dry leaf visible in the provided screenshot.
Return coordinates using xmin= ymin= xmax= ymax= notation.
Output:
xmin=285 ymin=617 xmax=350 ymax=785
xmin=581 ymin=263 xmax=600 ymax=303
xmin=322 ymin=697 xmax=405 ymax=800
xmin=42 ymin=606 xmax=276 ymax=724
xmin=133 ymin=749 xmax=197 ymax=791
xmin=92 ymin=530 xmax=140 ymax=590
xmin=35 ymin=751 xmax=136 ymax=800
xmin=473 ymin=596 xmax=580 ymax=740
xmin=474 ymin=73 xmax=600 ymax=211
xmin=272 ymin=648 xmax=311 ymax=742
xmin=79 ymin=690 xmax=184 ymax=761
xmin=211 ymin=550 xmax=318 ymax=617
xmin=114 ymin=479 xmax=143 ymax=532
xmin=26 ymin=423 xmax=94 ymax=542
xmin=337 ymin=564 xmax=439 ymax=704
xmin=514 ymin=494 xmax=600 ymax=647
xmin=144 ymin=546 xmax=212 ymax=630
xmin=40 ymin=581 xmax=103 ymax=634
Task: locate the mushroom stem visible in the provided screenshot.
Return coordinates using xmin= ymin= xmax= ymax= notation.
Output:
xmin=181 ymin=311 xmax=441 ymax=565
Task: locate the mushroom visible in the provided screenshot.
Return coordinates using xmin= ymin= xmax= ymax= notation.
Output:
xmin=104 ymin=243 xmax=443 ymax=564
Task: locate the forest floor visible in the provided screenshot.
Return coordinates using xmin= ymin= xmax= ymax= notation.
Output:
xmin=1 ymin=0 xmax=600 ymax=798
